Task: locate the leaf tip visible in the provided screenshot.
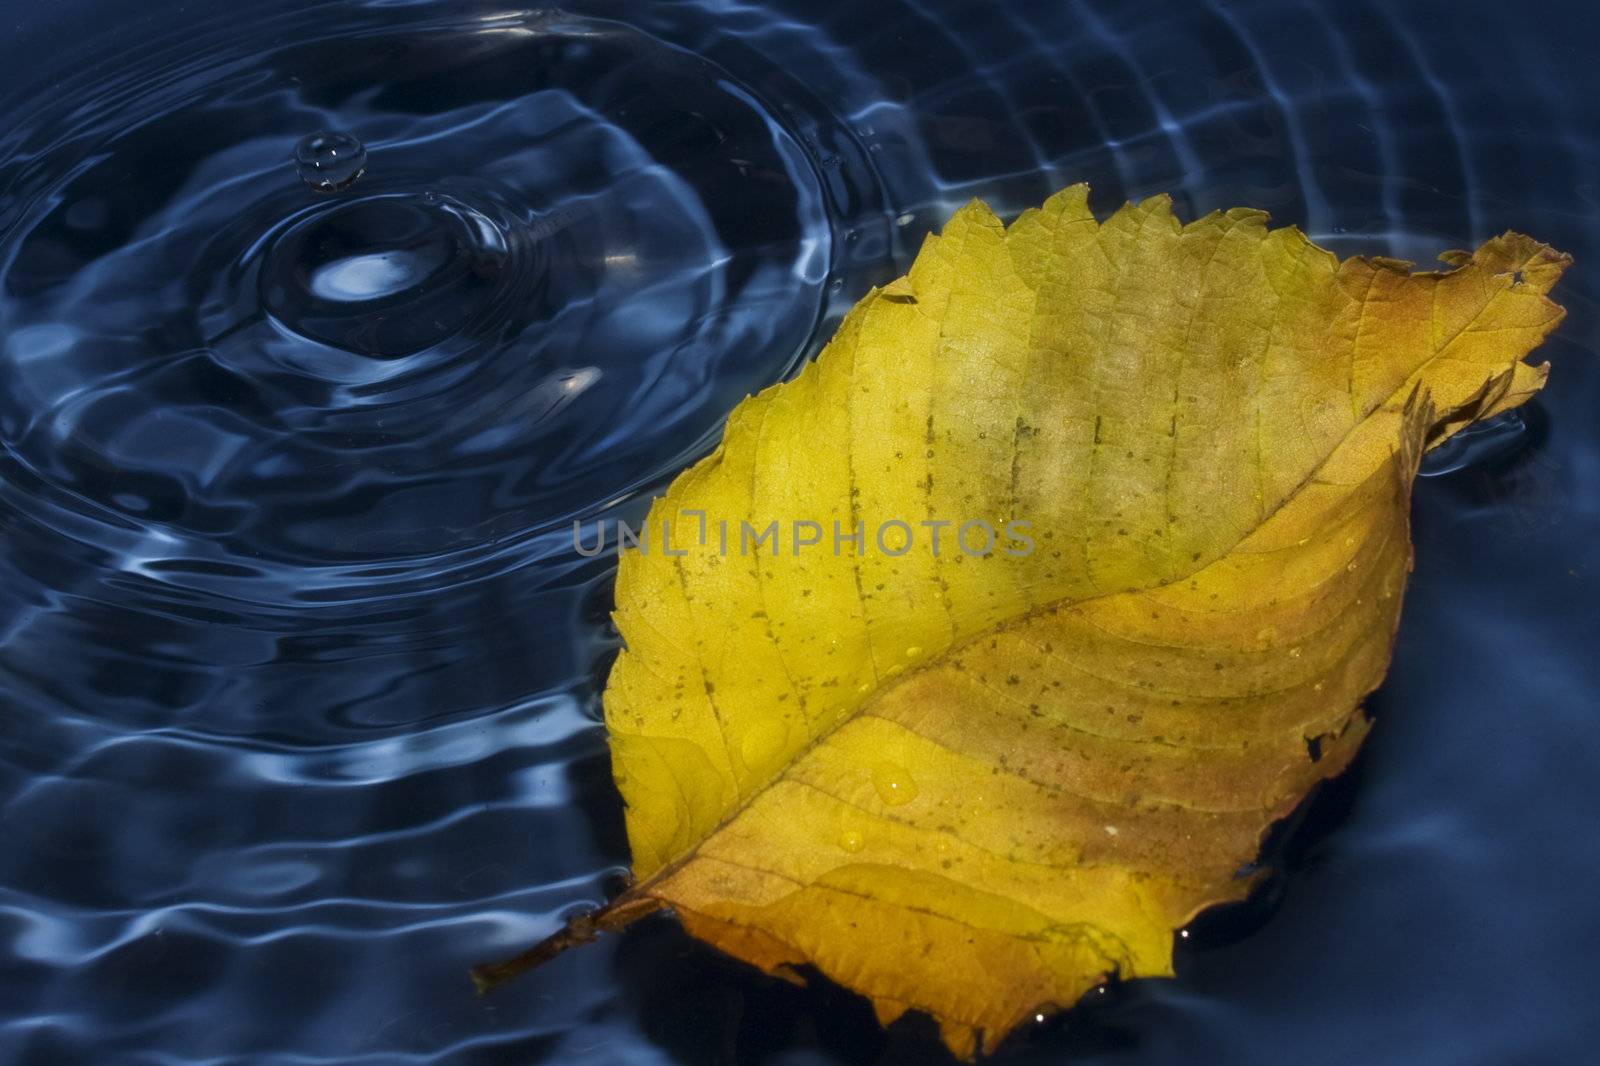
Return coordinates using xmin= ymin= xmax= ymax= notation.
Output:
xmin=950 ymin=196 xmax=1005 ymax=231
xmin=1456 ymin=231 xmax=1572 ymax=295
xmin=468 ymin=894 xmax=667 ymax=994
xmin=939 ymin=1018 xmax=982 ymax=1061
xmin=1039 ymin=181 xmax=1092 ymax=218
xmin=1130 ymin=191 xmax=1180 ymax=229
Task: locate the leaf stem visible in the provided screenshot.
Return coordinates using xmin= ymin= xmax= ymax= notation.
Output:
xmin=469 ymin=892 xmax=666 ymax=994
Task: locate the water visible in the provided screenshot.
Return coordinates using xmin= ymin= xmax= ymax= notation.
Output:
xmin=294 ymin=131 xmax=369 ymax=193
xmin=0 ymin=1 xmax=1596 ymax=1063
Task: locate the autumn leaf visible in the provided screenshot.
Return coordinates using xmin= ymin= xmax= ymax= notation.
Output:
xmin=476 ymin=185 xmax=1569 ymax=1058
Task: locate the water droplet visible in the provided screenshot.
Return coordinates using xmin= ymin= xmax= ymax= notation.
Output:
xmin=872 ymin=760 xmax=918 ymax=806
xmin=739 ymin=719 xmax=787 ymax=771
xmin=294 ymin=131 xmax=367 ymax=193
xmin=838 ymin=829 xmax=865 ymax=853
xmin=904 ymin=645 xmax=922 ymax=659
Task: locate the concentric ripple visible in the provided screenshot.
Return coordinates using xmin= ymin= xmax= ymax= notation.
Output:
xmin=0 ymin=10 xmax=852 ymax=575
xmin=0 ymin=0 xmax=1597 ymax=1063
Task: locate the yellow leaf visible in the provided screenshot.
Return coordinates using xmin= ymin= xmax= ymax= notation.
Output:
xmin=477 ymin=186 xmax=1569 ymax=1058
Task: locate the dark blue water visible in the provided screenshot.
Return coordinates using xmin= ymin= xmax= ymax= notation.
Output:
xmin=0 ymin=1 xmax=1596 ymax=1063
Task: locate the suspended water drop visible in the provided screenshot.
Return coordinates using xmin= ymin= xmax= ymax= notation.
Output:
xmin=294 ymin=131 xmax=368 ymax=193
